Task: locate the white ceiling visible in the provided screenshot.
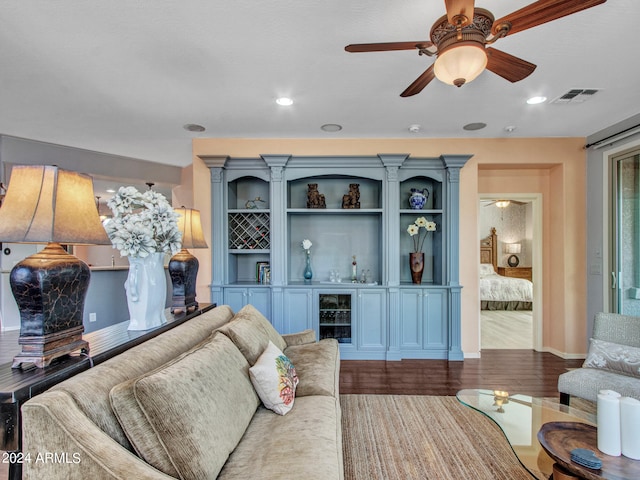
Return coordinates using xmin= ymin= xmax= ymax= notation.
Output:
xmin=1 ymin=0 xmax=638 ymax=168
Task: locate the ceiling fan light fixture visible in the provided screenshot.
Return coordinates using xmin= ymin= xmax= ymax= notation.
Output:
xmin=433 ymin=42 xmax=487 ymax=87
xmin=495 ymin=200 xmax=511 ymax=208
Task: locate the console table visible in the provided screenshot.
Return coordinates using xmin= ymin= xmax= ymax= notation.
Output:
xmin=0 ymin=303 xmax=215 ymax=480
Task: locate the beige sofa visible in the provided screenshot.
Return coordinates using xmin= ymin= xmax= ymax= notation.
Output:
xmin=21 ymin=304 xmax=343 ymax=480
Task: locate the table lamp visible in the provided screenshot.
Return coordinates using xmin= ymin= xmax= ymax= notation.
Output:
xmin=0 ymin=165 xmax=110 ymax=368
xmin=506 ymin=243 xmax=521 ymax=267
xmin=169 ymin=207 xmax=208 ymax=314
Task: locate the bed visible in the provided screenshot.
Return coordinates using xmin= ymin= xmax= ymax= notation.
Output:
xmin=480 ymin=227 xmax=533 ymax=310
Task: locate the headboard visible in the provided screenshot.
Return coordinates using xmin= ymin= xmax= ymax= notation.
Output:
xmin=480 ymin=227 xmax=498 ymax=271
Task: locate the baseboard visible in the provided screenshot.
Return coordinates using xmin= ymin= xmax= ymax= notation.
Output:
xmin=540 ymin=346 xmax=586 ymax=360
xmin=464 ymin=352 xmax=481 ymax=359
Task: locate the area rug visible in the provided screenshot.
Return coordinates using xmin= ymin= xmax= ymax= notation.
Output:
xmin=341 ymin=395 xmax=533 ymax=480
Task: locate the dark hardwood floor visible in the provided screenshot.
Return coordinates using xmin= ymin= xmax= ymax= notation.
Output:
xmin=340 ymin=349 xmax=583 ymax=398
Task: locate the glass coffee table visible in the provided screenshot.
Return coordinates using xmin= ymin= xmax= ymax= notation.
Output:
xmin=456 ymin=389 xmax=597 ymax=479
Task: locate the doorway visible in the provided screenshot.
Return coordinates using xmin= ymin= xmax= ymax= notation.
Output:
xmin=478 ymin=193 xmax=543 ymax=350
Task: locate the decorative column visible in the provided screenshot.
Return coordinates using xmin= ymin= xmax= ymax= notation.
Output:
xmin=202 ymin=155 xmax=229 ymax=307
xmin=380 ymin=154 xmax=408 ymax=360
xmin=261 ymin=154 xmax=291 ymax=332
xmin=441 ymin=154 xmax=472 ymax=361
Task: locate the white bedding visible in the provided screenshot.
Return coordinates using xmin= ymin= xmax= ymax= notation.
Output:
xmin=479 ymin=264 xmax=533 ymax=303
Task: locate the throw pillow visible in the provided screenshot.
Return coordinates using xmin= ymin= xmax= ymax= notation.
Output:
xmin=583 ymin=338 xmax=640 ymax=378
xmin=250 ymin=340 xmax=299 ymax=415
xmin=110 ymin=333 xmax=259 ymax=479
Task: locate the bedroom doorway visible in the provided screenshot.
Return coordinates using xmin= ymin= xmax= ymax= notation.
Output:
xmin=478 ymin=194 xmax=543 ymax=351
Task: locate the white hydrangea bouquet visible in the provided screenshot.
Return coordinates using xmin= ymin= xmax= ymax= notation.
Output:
xmin=105 ymin=186 xmax=182 ymax=258
xmin=407 ymin=216 xmax=436 ymax=252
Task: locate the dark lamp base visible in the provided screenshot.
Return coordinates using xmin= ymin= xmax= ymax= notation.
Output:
xmin=12 ymin=326 xmax=88 ymax=369
xmin=10 ymin=243 xmax=91 ymax=369
xmin=169 ymin=248 xmax=199 ymax=315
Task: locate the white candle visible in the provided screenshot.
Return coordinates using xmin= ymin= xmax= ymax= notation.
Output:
xmin=597 ymin=390 xmax=621 ymax=456
xmin=620 ymin=397 xmax=640 ymax=460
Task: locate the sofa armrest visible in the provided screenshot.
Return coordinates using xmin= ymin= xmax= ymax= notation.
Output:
xmin=22 ymin=390 xmax=176 ymax=480
xmin=282 ymin=329 xmax=316 ymax=347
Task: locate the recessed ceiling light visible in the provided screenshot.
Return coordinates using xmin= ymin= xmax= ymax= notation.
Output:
xmin=408 ymin=124 xmax=421 ymax=133
xmin=463 ymin=122 xmax=487 ymax=131
xmin=276 ymin=97 xmax=293 ymax=106
xmin=504 ymin=125 xmax=517 ymax=133
xmin=106 ymin=188 xmax=116 ymax=193
xmin=183 ymin=124 xmax=206 ymax=132
xmin=321 ymin=123 xmax=342 ymax=132
xmin=526 ymin=96 xmax=547 ymax=105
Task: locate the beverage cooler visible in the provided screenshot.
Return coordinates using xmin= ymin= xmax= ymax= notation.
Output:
xmin=318 ymin=293 xmax=352 ymax=344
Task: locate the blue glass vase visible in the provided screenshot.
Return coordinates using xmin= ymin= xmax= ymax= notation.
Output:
xmin=303 ymin=251 xmax=313 ymax=280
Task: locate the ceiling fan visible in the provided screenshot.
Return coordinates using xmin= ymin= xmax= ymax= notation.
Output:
xmin=344 ymin=0 xmax=607 ymax=96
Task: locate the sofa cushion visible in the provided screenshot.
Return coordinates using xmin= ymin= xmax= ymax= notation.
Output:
xmin=583 ymin=338 xmax=640 ymax=378
xmin=218 ymin=395 xmax=344 ymax=480
xmin=250 ymin=340 xmax=299 ymax=415
xmin=284 ymin=338 xmax=340 ymax=397
xmin=558 ymin=367 xmax=640 ymax=402
xmin=50 ymin=304 xmax=235 ymax=451
xmin=218 ymin=304 xmax=287 ymax=365
xmin=110 ymin=332 xmax=259 ymax=479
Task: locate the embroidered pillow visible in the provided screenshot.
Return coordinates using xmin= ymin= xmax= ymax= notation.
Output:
xmin=583 ymin=338 xmax=640 ymax=378
xmin=249 ymin=340 xmax=299 ymax=415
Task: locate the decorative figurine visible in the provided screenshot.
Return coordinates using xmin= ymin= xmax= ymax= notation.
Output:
xmin=341 ymin=183 xmax=360 ymax=209
xmin=306 ymin=183 xmax=326 ymax=209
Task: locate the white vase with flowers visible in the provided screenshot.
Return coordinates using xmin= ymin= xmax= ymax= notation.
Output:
xmin=105 ymin=186 xmax=182 ymax=330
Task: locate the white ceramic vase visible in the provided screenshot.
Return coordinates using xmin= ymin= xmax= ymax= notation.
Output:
xmin=125 ymin=252 xmax=167 ymax=331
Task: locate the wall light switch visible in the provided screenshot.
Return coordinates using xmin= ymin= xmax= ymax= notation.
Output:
xmin=89 ymin=312 xmax=97 ymax=322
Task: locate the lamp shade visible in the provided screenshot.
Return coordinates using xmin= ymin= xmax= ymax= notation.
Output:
xmin=434 ymin=42 xmax=487 ymax=87
xmin=506 ymin=243 xmax=522 ymax=254
xmin=174 ymin=207 xmax=208 ymax=249
xmin=0 ymin=165 xmax=110 ymax=245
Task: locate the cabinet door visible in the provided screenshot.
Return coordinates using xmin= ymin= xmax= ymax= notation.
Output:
xmin=282 ymin=289 xmax=313 ymax=334
xmin=224 ymin=288 xmax=248 ymax=314
xmin=422 ymin=289 xmax=447 ymax=350
xmin=399 ymin=289 xmax=423 ymax=350
xmin=357 ymin=289 xmax=386 ymax=351
xmin=247 ymin=288 xmax=271 ymax=320
xmin=398 ymin=288 xmax=447 ymax=353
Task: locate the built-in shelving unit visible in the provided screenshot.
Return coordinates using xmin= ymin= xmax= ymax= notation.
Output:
xmin=205 ymin=154 xmax=470 ymax=360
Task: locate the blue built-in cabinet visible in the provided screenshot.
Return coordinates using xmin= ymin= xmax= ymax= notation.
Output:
xmin=204 ymin=154 xmax=470 ymax=360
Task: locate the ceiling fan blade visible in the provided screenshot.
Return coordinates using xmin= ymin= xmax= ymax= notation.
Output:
xmin=345 ymin=41 xmax=433 ymax=53
xmin=444 ymin=0 xmax=475 ymax=26
xmin=492 ymin=0 xmax=607 ymax=36
xmin=400 ymin=65 xmax=436 ymax=97
xmin=486 ymin=47 xmax=536 ymax=82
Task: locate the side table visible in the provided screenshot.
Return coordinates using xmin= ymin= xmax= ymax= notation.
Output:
xmin=538 ymin=422 xmax=640 ymax=480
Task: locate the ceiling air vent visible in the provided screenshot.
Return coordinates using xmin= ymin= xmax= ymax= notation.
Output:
xmin=551 ymin=89 xmax=600 ymax=104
